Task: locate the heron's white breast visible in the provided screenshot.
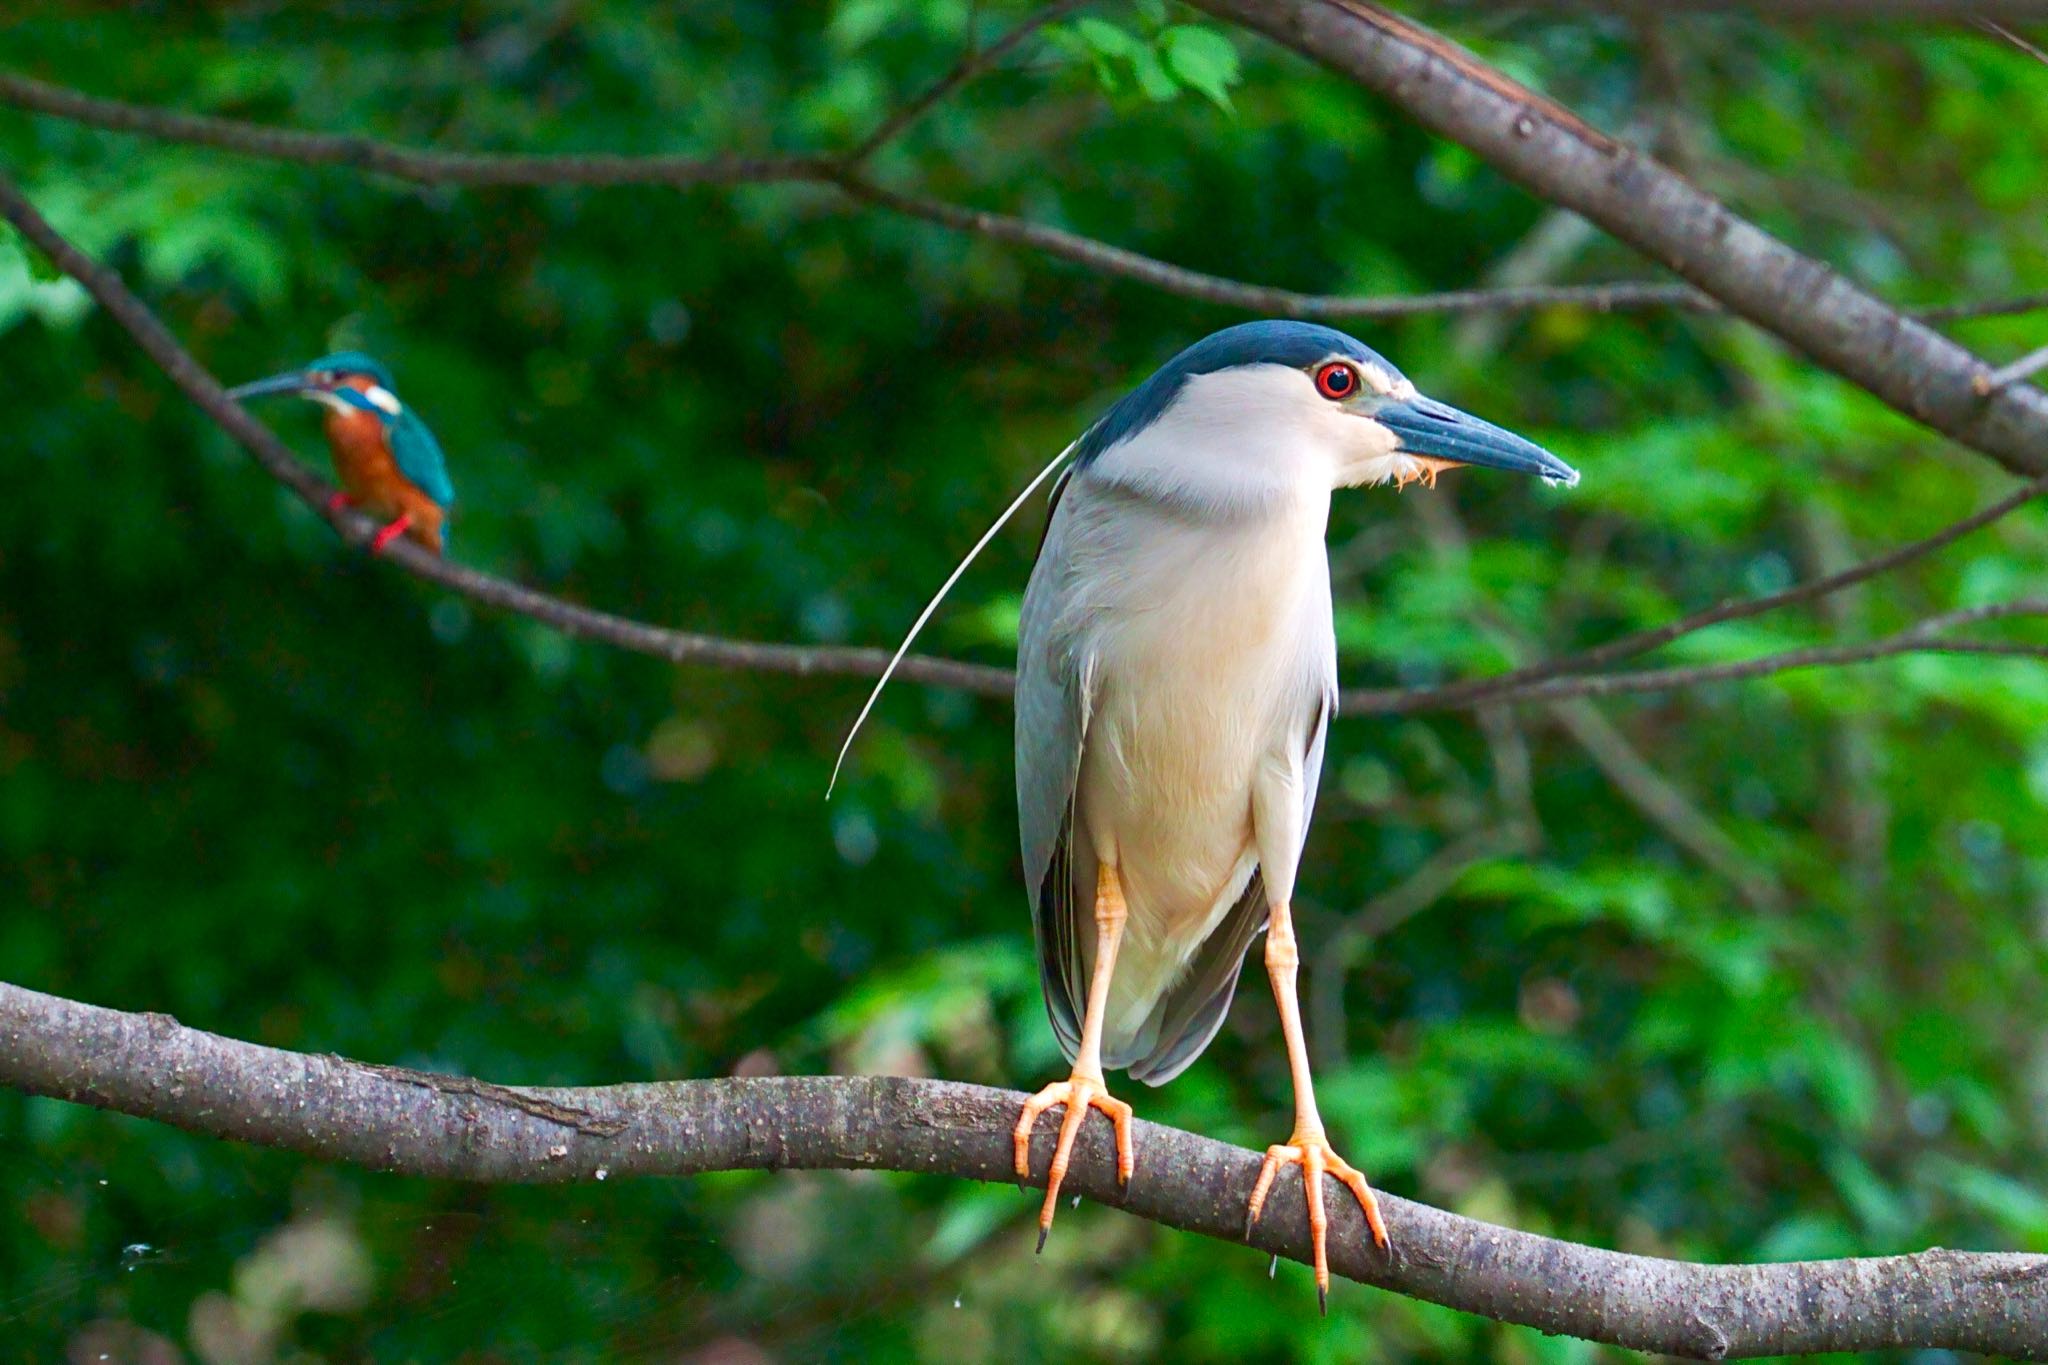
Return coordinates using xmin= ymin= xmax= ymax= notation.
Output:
xmin=1057 ymin=468 xmax=1336 ymax=1034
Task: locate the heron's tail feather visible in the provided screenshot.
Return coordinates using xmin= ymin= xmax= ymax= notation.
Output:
xmin=1110 ymin=871 xmax=1270 ymax=1086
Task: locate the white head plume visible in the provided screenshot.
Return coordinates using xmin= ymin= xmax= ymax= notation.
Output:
xmin=827 ymin=438 xmax=1078 ymax=797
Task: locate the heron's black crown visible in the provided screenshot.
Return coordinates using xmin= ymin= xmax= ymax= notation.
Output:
xmin=1074 ymin=321 xmax=1397 ymax=467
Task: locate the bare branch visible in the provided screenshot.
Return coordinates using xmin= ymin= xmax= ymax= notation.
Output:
xmin=0 ymin=72 xmax=828 ymax=187
xmin=1379 ymin=475 xmax=2048 ymax=714
xmin=1548 ymin=697 xmax=1784 ymax=910
xmin=1345 ymin=627 xmax=2048 ymax=711
xmin=6 ymin=978 xmax=2046 ymax=1358
xmin=1188 ymin=0 xmax=2048 ymax=479
xmin=1354 ymin=824 xmax=1526 ymax=942
xmin=848 ymin=1 xmax=1089 ymax=164
xmin=1915 ymin=291 xmax=2048 ymax=324
xmin=1978 ymin=341 xmax=2048 ymax=394
xmin=1478 ymin=0 xmax=2048 ymax=17
xmin=829 ymin=173 xmax=1711 ymax=318
xmin=5 ymin=71 xmax=2045 ymax=326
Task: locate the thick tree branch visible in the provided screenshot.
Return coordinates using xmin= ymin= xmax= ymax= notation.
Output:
xmin=1188 ymin=0 xmax=2048 ymax=479
xmin=1548 ymin=1 xmax=2048 ymax=16
xmin=5 ymin=979 xmax=2045 ymax=1359
xmin=6 ymin=72 xmax=2045 ymax=326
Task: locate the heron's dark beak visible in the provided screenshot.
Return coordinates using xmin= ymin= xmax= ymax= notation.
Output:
xmin=226 ymin=370 xmax=326 ymax=402
xmin=1376 ymin=395 xmax=1579 ymax=488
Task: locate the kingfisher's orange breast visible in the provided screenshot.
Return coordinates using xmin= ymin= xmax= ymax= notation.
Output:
xmin=324 ymin=408 xmax=407 ymax=504
xmin=322 ymin=406 xmax=446 ymax=553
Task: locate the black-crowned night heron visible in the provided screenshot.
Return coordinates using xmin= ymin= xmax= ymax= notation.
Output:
xmin=840 ymin=320 xmax=1577 ymax=1304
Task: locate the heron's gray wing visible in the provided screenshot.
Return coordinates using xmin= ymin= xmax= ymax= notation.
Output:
xmin=1016 ymin=485 xmax=1090 ymax=1064
xmin=1123 ymin=688 xmax=1333 ymax=1086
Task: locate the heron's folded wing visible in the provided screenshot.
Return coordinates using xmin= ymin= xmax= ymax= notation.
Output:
xmin=1016 ymin=489 xmax=1090 ymax=1063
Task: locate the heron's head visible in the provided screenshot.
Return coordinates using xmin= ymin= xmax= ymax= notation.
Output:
xmin=1076 ymin=321 xmax=1577 ymax=512
xmin=227 ymin=350 xmax=405 ymax=423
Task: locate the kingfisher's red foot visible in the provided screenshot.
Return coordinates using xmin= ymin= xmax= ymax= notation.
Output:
xmin=1245 ymin=1127 xmax=1389 ymax=1313
xmin=368 ymin=513 xmax=414 ymax=554
xmin=1013 ymin=1073 xmax=1134 ymax=1251
xmin=323 ymin=491 xmax=355 ymax=515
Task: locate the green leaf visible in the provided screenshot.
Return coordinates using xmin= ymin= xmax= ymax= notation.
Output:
xmin=1129 ymin=45 xmax=1178 ymax=103
xmin=3 ymin=225 xmax=62 ymax=283
xmin=1161 ymin=27 xmax=1241 ymax=111
xmin=1072 ymin=16 xmax=1142 ymax=58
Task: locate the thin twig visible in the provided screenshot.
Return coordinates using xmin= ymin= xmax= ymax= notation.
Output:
xmin=1548 ymin=697 xmax=1784 ymax=910
xmin=0 ymin=73 xmax=828 ymax=187
xmin=1354 ymin=825 xmax=1526 ymax=942
xmin=1915 ymin=290 xmax=2048 ymax=323
xmin=1383 ymin=474 xmax=2048 ymax=713
xmin=1976 ymin=341 xmax=2048 ymax=394
xmin=848 ymin=0 xmax=1088 ymax=163
xmin=830 ymin=172 xmax=1713 ymax=317
xmin=1342 ymin=631 xmax=2048 ymax=712
xmin=1976 ymin=17 xmax=2048 ymax=66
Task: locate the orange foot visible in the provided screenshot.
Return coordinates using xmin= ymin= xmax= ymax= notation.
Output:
xmin=1012 ymin=1073 xmax=1134 ymax=1251
xmin=368 ymin=512 xmax=414 ymax=555
xmin=1245 ymin=1127 xmax=1390 ymax=1312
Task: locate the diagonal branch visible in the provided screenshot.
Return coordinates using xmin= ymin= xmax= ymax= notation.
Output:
xmin=847 ymin=0 xmax=1090 ymax=164
xmin=1380 ymin=475 xmax=2048 ymax=714
xmin=828 ymin=172 xmax=1712 ymax=318
xmin=1339 ymin=624 xmax=2048 ymax=711
xmin=1548 ymin=696 xmax=1784 ymax=910
xmin=1188 ymin=0 xmax=2048 ymax=478
xmin=1482 ymin=1 xmax=2048 ymax=18
xmin=6 ymin=978 xmax=2047 ymax=1359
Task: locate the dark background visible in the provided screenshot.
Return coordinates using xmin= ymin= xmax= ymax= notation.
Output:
xmin=4 ymin=3 xmax=2047 ymax=1360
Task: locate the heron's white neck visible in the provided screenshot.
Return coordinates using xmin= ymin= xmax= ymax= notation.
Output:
xmin=1083 ymin=364 xmax=1421 ymax=519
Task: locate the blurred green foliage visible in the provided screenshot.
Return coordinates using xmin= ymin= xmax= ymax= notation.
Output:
xmin=3 ymin=3 xmax=2048 ymax=1361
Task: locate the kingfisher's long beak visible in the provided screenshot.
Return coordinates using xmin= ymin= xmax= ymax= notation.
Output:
xmin=1376 ymin=395 xmax=1580 ymax=488
xmin=226 ymin=370 xmax=327 ymax=402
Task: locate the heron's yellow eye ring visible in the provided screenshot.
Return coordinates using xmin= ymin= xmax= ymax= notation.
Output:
xmin=1313 ymin=362 xmax=1359 ymax=401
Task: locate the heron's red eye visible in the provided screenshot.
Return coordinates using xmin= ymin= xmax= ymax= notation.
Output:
xmin=1314 ymin=362 xmax=1359 ymax=400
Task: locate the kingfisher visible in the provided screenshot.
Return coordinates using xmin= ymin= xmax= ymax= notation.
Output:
xmin=228 ymin=351 xmax=455 ymax=554
xmin=1008 ymin=322 xmax=1577 ymax=1304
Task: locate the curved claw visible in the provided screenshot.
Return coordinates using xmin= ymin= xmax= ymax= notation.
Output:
xmin=323 ymin=491 xmax=356 ymax=515
xmin=1012 ymin=1074 xmax=1134 ymax=1251
xmin=1245 ymin=1130 xmax=1389 ymax=1311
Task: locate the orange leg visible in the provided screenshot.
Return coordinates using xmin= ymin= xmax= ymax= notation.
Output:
xmin=368 ymin=512 xmax=414 ymax=555
xmin=1013 ymin=861 xmax=1135 ymax=1251
xmin=1244 ymin=899 xmax=1390 ymax=1311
